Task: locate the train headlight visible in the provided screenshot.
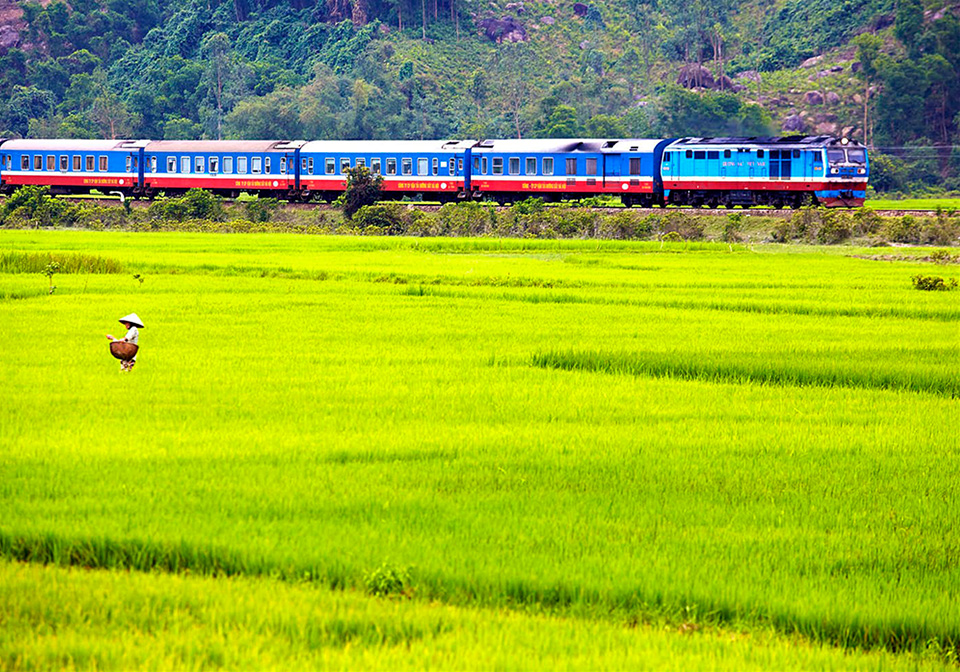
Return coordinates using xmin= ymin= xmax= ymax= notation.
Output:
xmin=831 ymin=168 xmax=839 ymax=174
xmin=858 ymin=168 xmax=865 ymax=174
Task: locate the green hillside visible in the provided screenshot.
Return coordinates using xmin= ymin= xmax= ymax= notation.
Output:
xmin=0 ymin=0 xmax=958 ymax=191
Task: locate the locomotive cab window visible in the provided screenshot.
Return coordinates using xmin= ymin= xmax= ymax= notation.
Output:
xmin=223 ymin=157 xmax=233 ymax=174
xmin=252 ymin=157 xmax=263 ymax=174
xmin=694 ymin=151 xmax=705 ymax=160
xmin=847 ymin=149 xmax=866 ymax=164
xmin=724 ymin=150 xmax=731 ymax=158
xmin=492 ymin=157 xmax=504 ymax=175
xmin=827 ymin=149 xmax=845 ymax=163
xmin=526 ymin=157 xmax=536 ymax=175
xmin=813 ymin=152 xmax=822 ymax=163
xmin=662 ymin=152 xmax=671 ymax=164
xmin=326 ymin=158 xmax=336 ymax=174
xmin=386 ymin=158 xmax=396 ymax=175
xmin=402 ymin=158 xmax=412 ymax=175
xmin=565 ymin=158 xmax=576 ymax=175
xmin=543 ymin=157 xmax=554 ymax=175
xmin=707 ymin=151 xmax=718 ymax=160
xmin=509 ymin=157 xmax=520 ymax=175
xmin=793 ymin=150 xmax=801 ymax=159
xmin=585 ymin=158 xmax=597 ymax=175
xmin=629 ymin=158 xmax=642 ymax=175
xmin=757 ymin=150 xmax=764 ymax=158
xmin=685 ymin=150 xmax=692 ymax=159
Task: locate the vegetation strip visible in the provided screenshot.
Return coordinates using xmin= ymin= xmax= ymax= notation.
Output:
xmin=531 ymin=349 xmax=960 ymax=397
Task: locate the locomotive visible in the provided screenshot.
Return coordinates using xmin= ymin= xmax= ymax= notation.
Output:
xmin=0 ymin=135 xmax=868 ymax=208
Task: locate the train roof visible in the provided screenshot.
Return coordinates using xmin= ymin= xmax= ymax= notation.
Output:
xmin=471 ymin=139 xmax=661 ymax=153
xmin=0 ymin=139 xmax=136 ymax=151
xmin=669 ymin=136 xmax=863 ymax=149
xmin=144 ymin=140 xmax=305 ymax=153
xmin=300 ymin=140 xmax=471 ymax=154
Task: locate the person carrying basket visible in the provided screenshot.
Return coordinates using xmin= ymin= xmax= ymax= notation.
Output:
xmin=106 ymin=313 xmax=144 ymax=372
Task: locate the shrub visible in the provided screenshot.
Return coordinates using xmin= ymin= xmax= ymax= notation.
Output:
xmin=815 ymin=209 xmax=852 ymax=244
xmin=364 ymin=563 xmax=411 ymax=598
xmin=911 ymin=275 xmax=958 ymax=291
xmin=722 ymin=213 xmax=744 ymax=242
xmin=920 ymin=216 xmax=960 ymax=246
xmin=342 ymin=165 xmax=383 ymax=219
xmin=658 ymin=212 xmax=704 ymax=240
xmin=436 ymin=201 xmax=490 ymax=236
xmin=770 ymin=220 xmax=795 ymax=242
xmin=598 ymin=211 xmax=653 ymax=240
xmin=852 ymin=208 xmax=883 ymax=236
xmin=884 ymin=215 xmax=922 ymax=244
xmin=0 ymin=185 xmax=79 ymax=227
xmin=149 ymin=189 xmax=225 ymax=222
xmin=243 ymin=198 xmax=281 ymax=223
xmin=352 ymin=203 xmax=409 ymax=235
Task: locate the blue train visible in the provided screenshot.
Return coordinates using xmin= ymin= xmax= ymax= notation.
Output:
xmin=0 ymin=135 xmax=868 ymax=208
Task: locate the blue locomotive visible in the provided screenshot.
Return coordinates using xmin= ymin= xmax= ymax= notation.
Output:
xmin=0 ymin=135 xmax=868 ymax=208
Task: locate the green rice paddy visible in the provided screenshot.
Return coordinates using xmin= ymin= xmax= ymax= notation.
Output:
xmin=1 ymin=230 xmax=958 ymax=669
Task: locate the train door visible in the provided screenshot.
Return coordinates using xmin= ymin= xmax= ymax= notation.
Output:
xmin=603 ymin=153 xmax=620 ymax=188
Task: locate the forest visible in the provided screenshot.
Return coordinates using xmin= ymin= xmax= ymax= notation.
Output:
xmin=0 ymin=0 xmax=958 ymax=191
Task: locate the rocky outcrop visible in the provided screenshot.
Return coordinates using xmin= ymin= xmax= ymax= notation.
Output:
xmin=782 ymin=114 xmax=805 ymax=133
xmin=677 ymin=64 xmax=715 ymax=89
xmin=804 ymin=91 xmax=824 ymax=105
xmin=478 ymin=16 xmax=528 ymax=43
xmin=573 ymin=3 xmax=588 ymax=17
xmin=825 ymin=91 xmax=840 ymax=106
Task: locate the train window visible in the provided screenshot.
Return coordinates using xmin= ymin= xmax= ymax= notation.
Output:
xmin=210 ymin=157 xmax=219 ymax=174
xmin=264 ymin=157 xmax=271 ymax=173
xmin=340 ymin=158 xmax=350 ymax=174
xmin=371 ymin=158 xmax=381 ymax=175
xmin=564 ymin=158 xmax=575 ymax=175
xmin=181 ymin=157 xmax=190 ymax=173
xmin=195 ymin=157 xmax=205 ymax=173
xmin=84 ymin=156 xmax=93 ymax=171
xmin=707 ymin=151 xmax=719 ymax=160
xmin=662 ymin=153 xmax=671 ymax=163
xmin=356 ymin=158 xmax=365 ymax=169
xmin=71 ymin=156 xmax=79 ymax=171
xmin=60 ymin=156 xmax=68 ymax=172
xmin=685 ymin=150 xmax=692 ymax=159
xmin=301 ymin=158 xmax=307 ymax=171
xmin=543 ymin=157 xmax=554 ymax=175
xmin=454 ymin=159 xmax=461 ymax=175
xmin=757 ymin=150 xmax=764 ymax=158
xmin=307 ymin=158 xmax=314 ymax=174
xmin=418 ymin=157 xmax=429 ymax=175
xmin=99 ymin=156 xmax=107 ymax=171
xmin=847 ymin=149 xmax=866 ymax=164
xmin=167 ymin=157 xmax=176 ymax=173
xmin=238 ymin=157 xmax=248 ymax=174
xmin=509 ymin=157 xmax=520 ymax=175
xmin=813 ymin=152 xmax=823 ymax=163
xmin=724 ymin=150 xmax=731 ymax=158
xmin=33 ymin=155 xmax=41 ymax=170
xmin=473 ymin=157 xmax=480 ymax=172
xmin=21 ymin=155 xmax=29 ymax=170
xmin=629 ymin=158 xmax=642 ymax=175
xmin=252 ymin=157 xmax=262 ymax=174
xmin=125 ymin=156 xmax=132 ymax=172
xmin=693 ymin=151 xmax=705 ymax=160
xmin=402 ymin=158 xmax=413 ymax=175
xmin=326 ymin=158 xmax=335 ymax=174
xmin=223 ymin=157 xmax=233 ymax=174
xmin=482 ymin=157 xmax=488 ymax=174
xmin=492 ymin=157 xmax=503 ymax=175
xmin=432 ymin=158 xmax=438 ymax=174
xmin=386 ymin=158 xmax=396 ymax=175
xmin=793 ymin=150 xmax=801 ymax=159
xmin=770 ymin=150 xmax=779 ymax=159
xmin=585 ymin=158 xmax=597 ymax=175
xmin=150 ymin=157 xmax=157 ymax=173
xmin=47 ymin=155 xmax=55 ymax=171
xmin=526 ymin=157 xmax=536 ymax=175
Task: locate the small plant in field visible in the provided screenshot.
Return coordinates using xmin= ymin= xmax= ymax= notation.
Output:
xmin=722 ymin=213 xmax=744 ymax=242
xmin=928 ymin=249 xmax=956 ymax=264
xmin=42 ymin=261 xmax=60 ymax=294
xmin=912 ymin=274 xmax=958 ymax=291
xmin=132 ymin=273 xmax=144 ymax=288
xmin=364 ymin=563 xmax=411 ymax=598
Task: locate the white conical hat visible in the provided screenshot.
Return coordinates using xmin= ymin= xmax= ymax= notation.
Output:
xmin=119 ymin=313 xmax=145 ymax=328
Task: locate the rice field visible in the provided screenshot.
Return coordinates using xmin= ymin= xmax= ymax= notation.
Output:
xmin=1 ymin=230 xmax=958 ymax=669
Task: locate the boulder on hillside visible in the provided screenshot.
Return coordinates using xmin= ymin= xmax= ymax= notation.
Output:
xmin=816 ymin=121 xmax=838 ymax=135
xmin=736 ymin=70 xmax=761 ymax=83
xmin=505 ymin=2 xmax=525 ymax=14
xmin=825 ymin=91 xmax=840 ymax=106
xmin=801 ymin=55 xmax=824 ymax=68
xmin=677 ymin=63 xmax=715 ymax=89
xmin=0 ymin=25 xmax=18 ymax=51
xmin=478 ymin=16 xmax=528 ymax=43
xmin=804 ymin=90 xmax=824 ymax=105
xmin=782 ymin=114 xmax=805 ymax=133
xmin=573 ymin=3 xmax=588 ymax=16
xmin=851 ymin=62 xmax=862 ymax=73
xmin=540 ymin=15 xmax=555 ymax=24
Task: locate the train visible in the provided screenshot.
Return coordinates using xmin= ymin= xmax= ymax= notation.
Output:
xmin=0 ymin=135 xmax=869 ymax=208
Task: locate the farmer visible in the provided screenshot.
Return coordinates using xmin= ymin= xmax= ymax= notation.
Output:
xmin=106 ymin=313 xmax=144 ymax=372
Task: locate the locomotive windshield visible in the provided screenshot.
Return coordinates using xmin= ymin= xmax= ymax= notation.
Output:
xmin=827 ymin=149 xmax=846 ymax=164
xmin=847 ymin=149 xmax=866 ymax=164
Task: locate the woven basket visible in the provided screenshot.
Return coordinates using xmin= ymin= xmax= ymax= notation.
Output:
xmin=110 ymin=341 xmax=139 ymax=360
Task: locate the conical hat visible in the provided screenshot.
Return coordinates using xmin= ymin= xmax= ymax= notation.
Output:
xmin=119 ymin=313 xmax=144 ymax=328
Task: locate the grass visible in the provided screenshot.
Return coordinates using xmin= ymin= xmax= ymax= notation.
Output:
xmin=1 ymin=230 xmax=959 ymax=667
xmin=865 ymin=198 xmax=960 ymax=212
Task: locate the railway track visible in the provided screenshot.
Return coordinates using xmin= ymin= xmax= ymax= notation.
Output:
xmin=44 ymin=196 xmax=926 ymax=218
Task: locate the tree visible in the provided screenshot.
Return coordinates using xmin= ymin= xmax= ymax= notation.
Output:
xmin=342 ymin=165 xmax=383 ymax=219
xmin=201 ymin=33 xmax=236 ymax=141
xmin=585 ymin=114 xmax=626 ymax=138
xmin=852 ymin=33 xmax=882 ymax=148
xmin=894 ymin=0 xmax=924 ymax=59
xmin=544 ymin=104 xmax=580 ymax=138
